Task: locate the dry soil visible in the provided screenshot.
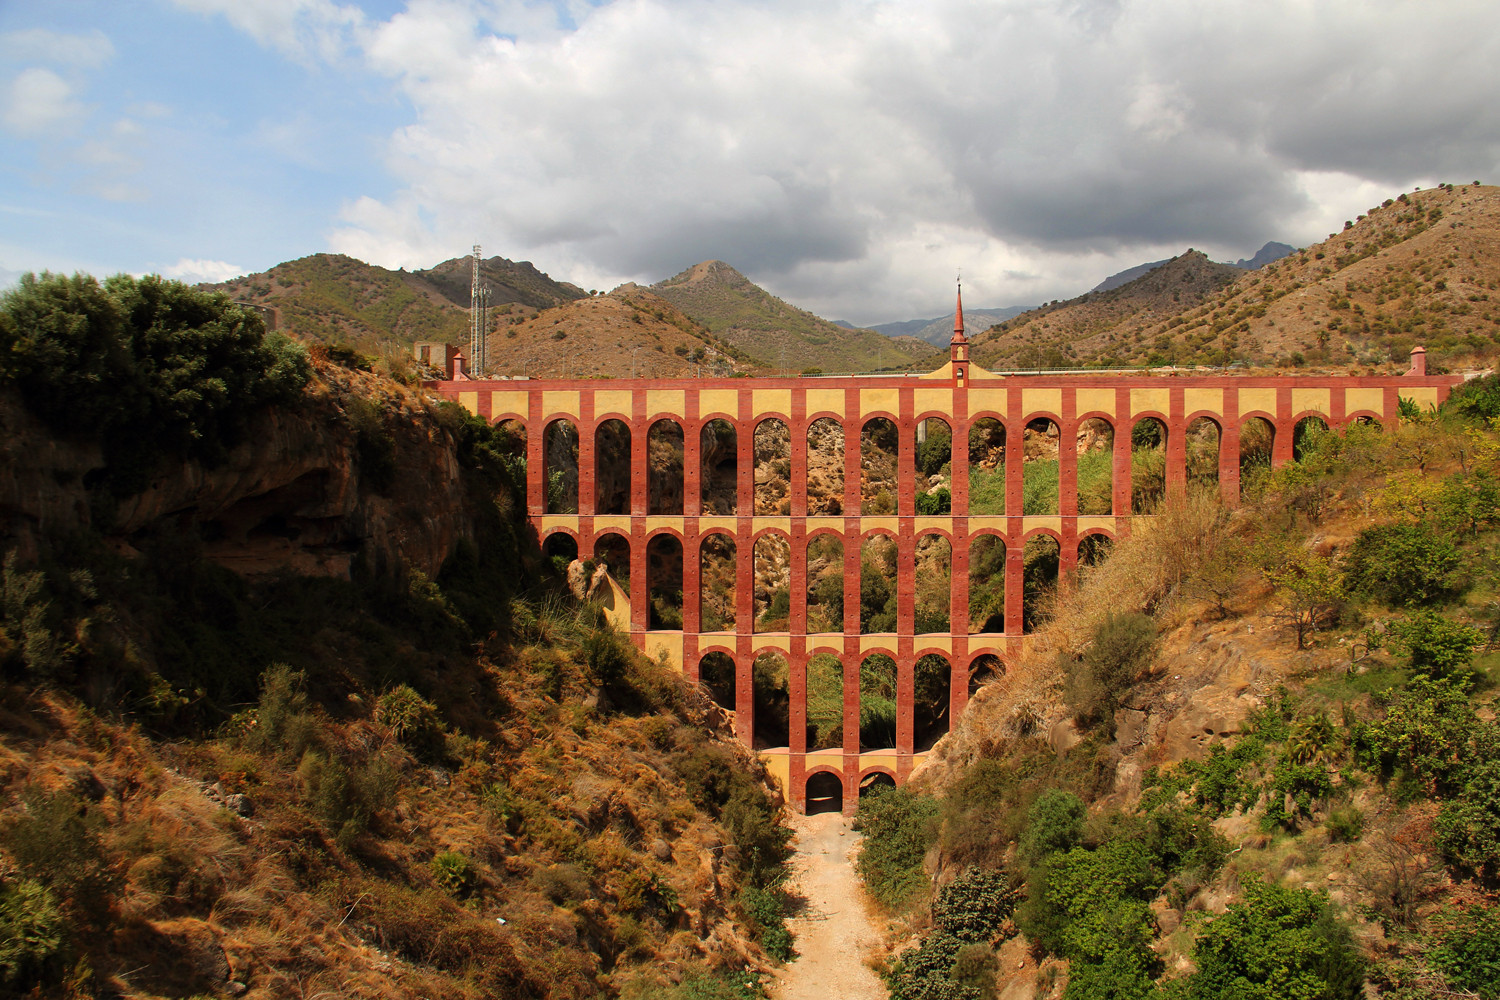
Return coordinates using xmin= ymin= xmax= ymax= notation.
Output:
xmin=769 ymin=811 xmax=887 ymax=1000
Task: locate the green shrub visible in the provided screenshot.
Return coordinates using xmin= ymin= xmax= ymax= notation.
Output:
xmin=1385 ymin=611 xmax=1484 ymax=686
xmin=0 ymin=788 xmax=115 ymax=919
xmin=1354 ymin=677 xmax=1482 ymax=794
xmin=856 ymin=786 xmax=940 ymax=910
xmin=1176 ymin=875 xmax=1364 ymax=1000
xmin=720 ymin=783 xmax=793 ymax=889
xmin=739 ymin=886 xmax=795 ymax=961
xmin=1435 ymin=743 xmax=1500 ymax=878
xmin=1018 ymin=790 xmax=1086 ymax=867
xmin=246 ymin=663 xmax=319 ymax=759
xmin=950 ymin=942 xmax=998 ymax=1000
xmin=1344 ymin=523 xmax=1464 ymax=606
xmin=1067 ymin=612 xmax=1156 ymax=729
xmin=1326 ymin=807 xmax=1365 ymax=844
xmin=431 ymin=850 xmax=478 ymax=898
xmin=1430 ymin=904 xmax=1500 ymax=1000
xmin=0 ymin=878 xmax=67 ymax=990
xmin=931 ymin=866 xmax=1019 ymax=943
xmin=377 ymin=684 xmax=446 ymax=756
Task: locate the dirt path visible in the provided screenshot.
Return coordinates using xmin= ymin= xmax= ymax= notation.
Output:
xmin=769 ymin=811 xmax=887 ymax=1000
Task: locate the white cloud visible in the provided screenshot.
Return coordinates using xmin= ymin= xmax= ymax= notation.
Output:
xmin=0 ymin=28 xmax=114 ymax=68
xmin=2 ymin=67 xmax=87 ymax=137
xmin=161 ymin=258 xmax=247 ymax=283
xmin=169 ymin=0 xmax=367 ymax=63
xmin=204 ymin=0 xmax=1500 ymax=320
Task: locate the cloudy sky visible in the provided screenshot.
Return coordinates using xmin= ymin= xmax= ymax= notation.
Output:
xmin=3 ymin=0 xmax=1498 ymax=325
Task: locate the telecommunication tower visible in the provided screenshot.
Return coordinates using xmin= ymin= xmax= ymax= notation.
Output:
xmin=469 ymin=245 xmax=488 ymax=376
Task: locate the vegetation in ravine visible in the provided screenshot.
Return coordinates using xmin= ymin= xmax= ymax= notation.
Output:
xmin=0 ymin=273 xmax=792 ymax=999
xmin=855 ymin=379 xmax=1500 ymax=1000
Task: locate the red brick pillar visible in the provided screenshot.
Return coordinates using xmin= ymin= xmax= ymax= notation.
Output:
xmin=790 ymin=646 xmax=808 ymax=758
xmin=950 ymin=648 xmax=969 ymax=735
xmin=897 ymin=653 xmax=914 ymax=766
xmin=682 ymin=525 xmax=701 ymax=634
xmin=1059 ymin=524 xmax=1079 ymax=587
xmin=630 ymin=523 xmax=648 ymax=633
xmin=1004 ymin=530 xmax=1024 ymax=636
xmin=1167 ymin=388 xmax=1187 ymax=501
xmin=1273 ymin=384 xmax=1294 ymax=467
xmin=1114 ymin=387 xmax=1132 ymax=517
xmin=843 ymin=524 xmax=862 ymax=636
xmin=1005 ymin=399 xmax=1024 ymax=517
xmin=1220 ymin=387 xmax=1241 ymax=507
xmin=844 ymin=410 xmax=862 ymax=516
xmin=791 ymin=393 xmax=809 ymax=518
xmin=630 ymin=397 xmax=648 ymax=515
xmin=684 ymin=404 xmax=702 ymax=519
xmin=578 ymin=398 xmax=596 ymax=517
xmin=790 ymin=522 xmax=808 ymax=635
xmin=898 ymin=388 xmax=916 ymax=516
xmin=737 ymin=408 xmax=755 ymax=516
xmin=735 ymin=642 xmax=754 ymax=748
xmin=897 ymin=526 xmax=915 ymax=636
xmin=1059 ymin=389 xmax=1078 ymax=518
xmin=950 ymin=415 xmax=970 ymax=514
xmin=950 ymin=524 xmax=970 ymax=648
xmin=527 ymin=394 xmax=546 ymax=516
xmin=842 ymin=651 xmax=860 ymax=816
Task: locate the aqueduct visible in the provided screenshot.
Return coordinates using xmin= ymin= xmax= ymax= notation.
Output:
xmin=429 ymin=316 xmax=1461 ymax=813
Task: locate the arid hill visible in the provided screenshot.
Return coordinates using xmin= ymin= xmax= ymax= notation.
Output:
xmin=653 ymin=260 xmax=942 ymax=373
xmin=970 ymin=250 xmax=1244 ymax=369
xmin=481 ymin=284 xmax=752 ymax=379
xmin=973 ymin=182 xmax=1500 ymax=373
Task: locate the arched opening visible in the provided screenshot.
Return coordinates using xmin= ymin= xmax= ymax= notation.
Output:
xmin=805 ymin=653 xmax=844 ymax=751
xmin=1022 ymin=533 xmax=1060 ymax=634
xmin=1293 ymin=415 xmax=1331 ymax=462
xmin=807 ymin=417 xmax=846 ymax=514
xmin=968 ymin=535 xmax=1007 ymax=634
xmin=752 ymin=651 xmax=790 ymax=750
xmin=1130 ymin=417 xmax=1168 ymax=511
xmin=647 ymin=419 xmax=685 ymax=515
xmin=646 ymin=534 xmax=683 ymax=630
xmin=1186 ymin=417 xmax=1222 ymax=494
xmin=699 ymin=651 xmax=736 ymax=710
xmin=1078 ymin=533 xmax=1113 ymax=569
xmin=494 ymin=419 xmax=527 ymax=461
xmin=805 ymin=771 xmax=844 ymax=815
xmin=805 ymin=534 xmax=845 ymax=633
xmin=968 ymin=654 xmax=1004 ymax=696
xmin=859 ymin=533 xmax=898 ymax=634
xmin=858 ymin=654 xmax=897 ymax=751
xmin=544 ymin=419 xmax=579 ymax=514
xmin=1076 ymin=417 xmax=1114 ymax=515
xmin=914 ymin=533 xmax=951 ymax=634
xmin=916 ymin=417 xmax=953 ymax=514
xmin=699 ymin=533 xmax=737 ymax=632
xmin=700 ymin=418 xmax=738 ymax=515
xmin=593 ymin=533 xmax=630 ymax=593
xmin=967 ymin=417 xmax=1007 ymax=515
xmin=753 ymin=532 xmax=792 ymax=633
xmin=1022 ymin=418 xmax=1061 ymax=514
xmin=754 ymin=418 xmax=792 ymax=515
xmin=1239 ymin=416 xmax=1275 ymax=496
xmin=914 ymin=654 xmax=951 ymax=751
xmin=594 ymin=418 xmax=631 ymax=515
xmin=859 ymin=771 xmax=897 ymax=799
xmin=543 ymin=532 xmax=578 ymax=572
xmin=860 ymin=417 xmax=900 ymax=514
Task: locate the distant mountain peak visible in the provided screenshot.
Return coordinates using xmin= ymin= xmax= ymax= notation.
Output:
xmin=1233 ymin=241 xmax=1296 ymax=270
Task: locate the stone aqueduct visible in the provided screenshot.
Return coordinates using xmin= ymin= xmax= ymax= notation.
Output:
xmin=431 ymin=339 xmax=1460 ymax=812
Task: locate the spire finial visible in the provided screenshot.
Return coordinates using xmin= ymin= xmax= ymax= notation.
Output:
xmin=952 ymin=274 xmax=966 ymax=342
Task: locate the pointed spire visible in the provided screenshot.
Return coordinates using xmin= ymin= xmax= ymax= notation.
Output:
xmin=952 ymin=279 xmax=966 ymax=342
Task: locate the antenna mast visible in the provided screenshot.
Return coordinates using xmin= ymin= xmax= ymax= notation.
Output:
xmin=469 ymin=245 xmax=486 ymax=376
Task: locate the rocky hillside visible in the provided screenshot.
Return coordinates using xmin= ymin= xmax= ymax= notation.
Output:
xmin=973 ymin=183 xmax=1500 ymax=372
xmin=970 ymin=250 xmax=1244 ymax=370
xmin=0 ymin=273 xmax=793 ymax=1000
xmin=481 ymin=284 xmax=752 ymax=379
xmin=853 ymin=381 xmax=1500 ymax=1000
xmin=653 ymin=260 xmax=942 ymax=373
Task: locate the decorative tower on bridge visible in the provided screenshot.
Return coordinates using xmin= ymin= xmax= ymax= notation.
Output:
xmin=950 ymin=281 xmax=970 ymax=386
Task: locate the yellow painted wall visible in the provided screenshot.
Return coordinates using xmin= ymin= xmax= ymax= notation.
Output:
xmin=592 ymin=389 xmax=632 ymax=417
xmin=699 ymin=388 xmax=739 ymax=418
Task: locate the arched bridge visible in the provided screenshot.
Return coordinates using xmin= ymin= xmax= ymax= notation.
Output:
xmin=429 ymin=347 xmax=1459 ymax=812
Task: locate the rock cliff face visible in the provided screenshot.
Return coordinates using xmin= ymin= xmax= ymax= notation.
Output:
xmin=0 ymin=362 xmax=476 ymax=580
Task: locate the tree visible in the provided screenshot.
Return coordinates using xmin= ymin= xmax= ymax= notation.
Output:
xmin=1265 ymin=551 xmax=1343 ymax=649
xmin=1384 ymin=611 xmax=1483 ymax=685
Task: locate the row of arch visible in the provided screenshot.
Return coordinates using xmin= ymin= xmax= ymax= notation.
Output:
xmin=684 ymin=647 xmax=1007 ymax=756
xmin=543 ymin=525 xmax=1115 ymax=636
xmin=507 ymin=411 xmax=1359 ymax=517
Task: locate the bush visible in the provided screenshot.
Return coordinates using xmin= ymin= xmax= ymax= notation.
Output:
xmin=0 ymin=878 xmax=67 ymax=990
xmin=1430 ymin=904 xmax=1500 ymax=1000
xmin=431 ymin=850 xmax=478 ymax=898
xmin=377 ymin=684 xmax=446 ymax=757
xmin=1067 ymin=612 xmax=1156 ymax=729
xmin=245 ymin=663 xmax=319 ymax=759
xmin=1344 ymin=523 xmax=1463 ymax=606
xmin=1385 ymin=611 xmax=1484 ymax=686
xmin=1177 ymin=875 xmax=1364 ymax=1000
xmin=1018 ymin=790 xmax=1086 ymax=867
xmin=739 ymin=886 xmax=794 ymax=962
xmin=856 ymin=786 xmax=940 ymax=910
xmin=1326 ymin=807 xmax=1365 ymax=844
xmin=1354 ymin=677 xmax=1483 ymax=794
xmin=1435 ymin=744 xmax=1500 ymax=878
xmin=931 ymin=866 xmax=1018 ymax=943
xmin=0 ymin=788 xmax=115 ymax=920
